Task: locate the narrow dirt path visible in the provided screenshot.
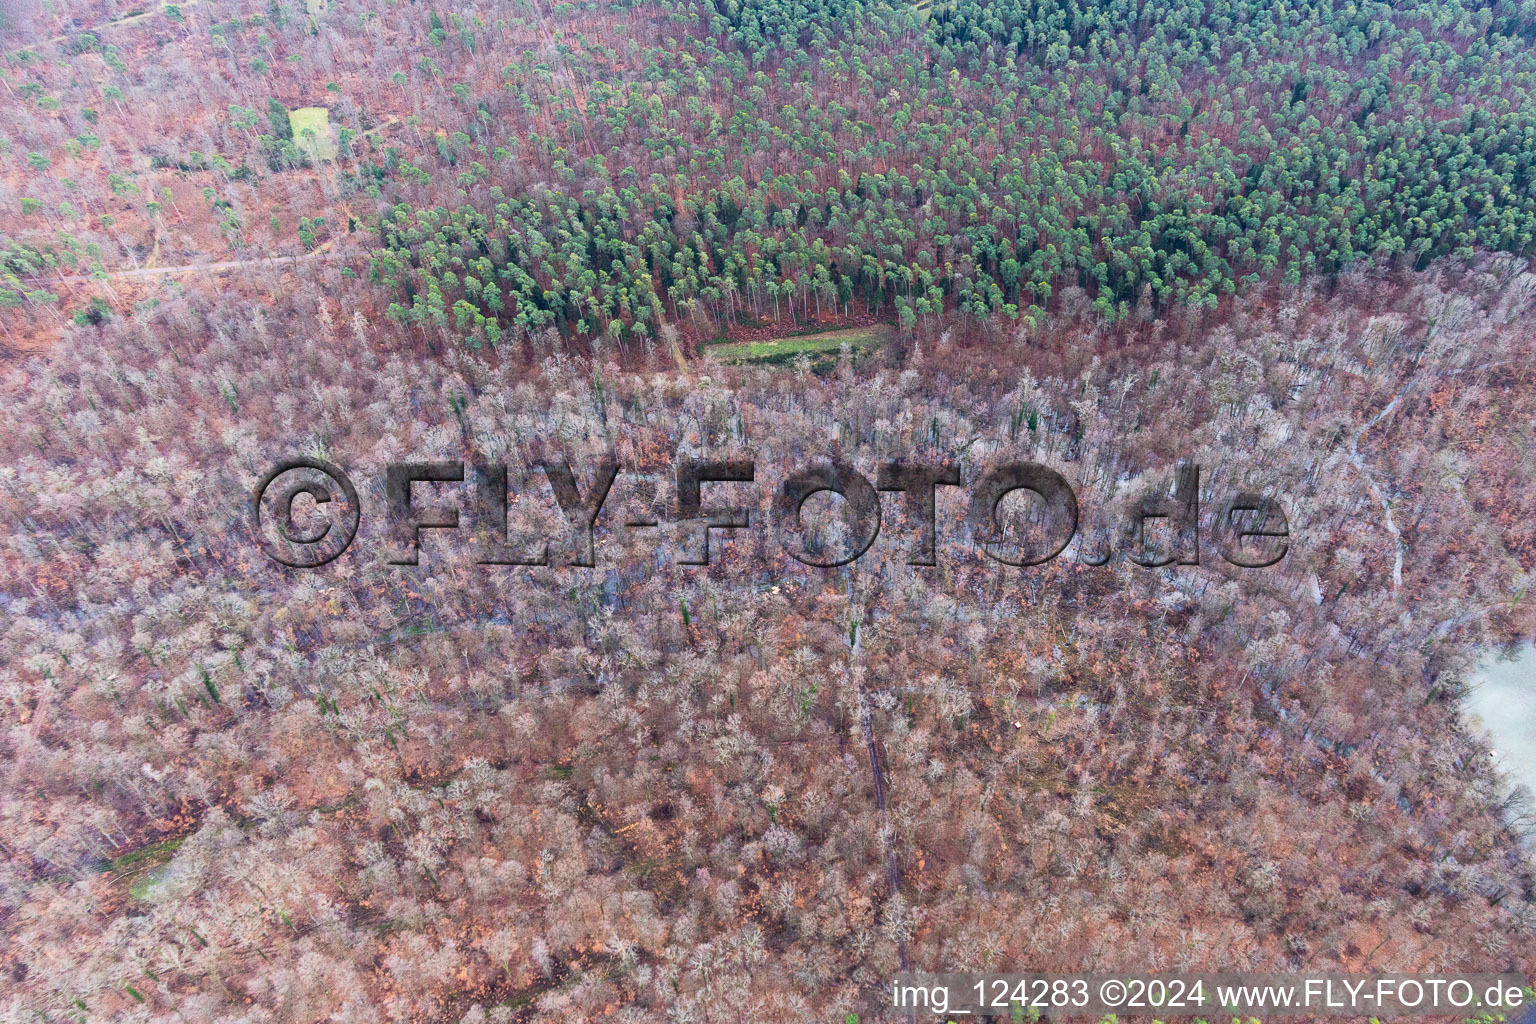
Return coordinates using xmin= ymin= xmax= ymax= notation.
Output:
xmin=31 ymin=248 xmax=358 ymax=287
xmin=9 ymin=0 xmax=206 ymax=55
xmin=849 ymin=618 xmax=912 ymax=975
xmin=1347 ymin=377 xmax=1413 ymax=592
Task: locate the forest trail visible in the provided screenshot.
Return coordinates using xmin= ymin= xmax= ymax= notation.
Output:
xmin=19 ymin=0 xmax=206 ymax=51
xmin=1347 ymin=370 xmax=1420 ymax=591
xmin=850 ymin=621 xmax=913 ymax=976
xmin=33 ymin=248 xmax=357 ymax=287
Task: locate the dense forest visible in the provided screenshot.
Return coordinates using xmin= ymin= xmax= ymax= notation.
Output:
xmin=4 ymin=0 xmax=1536 ymax=1021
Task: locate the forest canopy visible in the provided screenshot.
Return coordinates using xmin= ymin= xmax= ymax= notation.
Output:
xmin=367 ymin=0 xmax=1536 ymax=347
xmin=3 ymin=0 xmax=1536 ymax=1021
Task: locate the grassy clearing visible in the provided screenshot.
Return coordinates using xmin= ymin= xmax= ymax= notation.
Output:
xmin=99 ymin=837 xmax=186 ymax=900
xmin=704 ymin=324 xmax=893 ymax=365
xmin=289 ymin=106 xmax=337 ymax=161
xmin=129 ymin=868 xmax=169 ymax=902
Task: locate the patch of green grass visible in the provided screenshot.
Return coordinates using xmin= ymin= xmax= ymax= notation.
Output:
xmin=289 ymin=106 xmax=336 ymax=161
xmin=103 ymin=836 xmax=184 ymax=874
xmin=101 ymin=837 xmax=186 ymax=900
xmin=128 ymin=871 xmax=164 ymax=901
xmin=704 ymin=324 xmax=893 ymax=365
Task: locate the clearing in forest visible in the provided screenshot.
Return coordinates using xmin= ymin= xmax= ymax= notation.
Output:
xmin=289 ymin=106 xmax=337 ymax=161
xmin=704 ymin=324 xmax=894 ymax=365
